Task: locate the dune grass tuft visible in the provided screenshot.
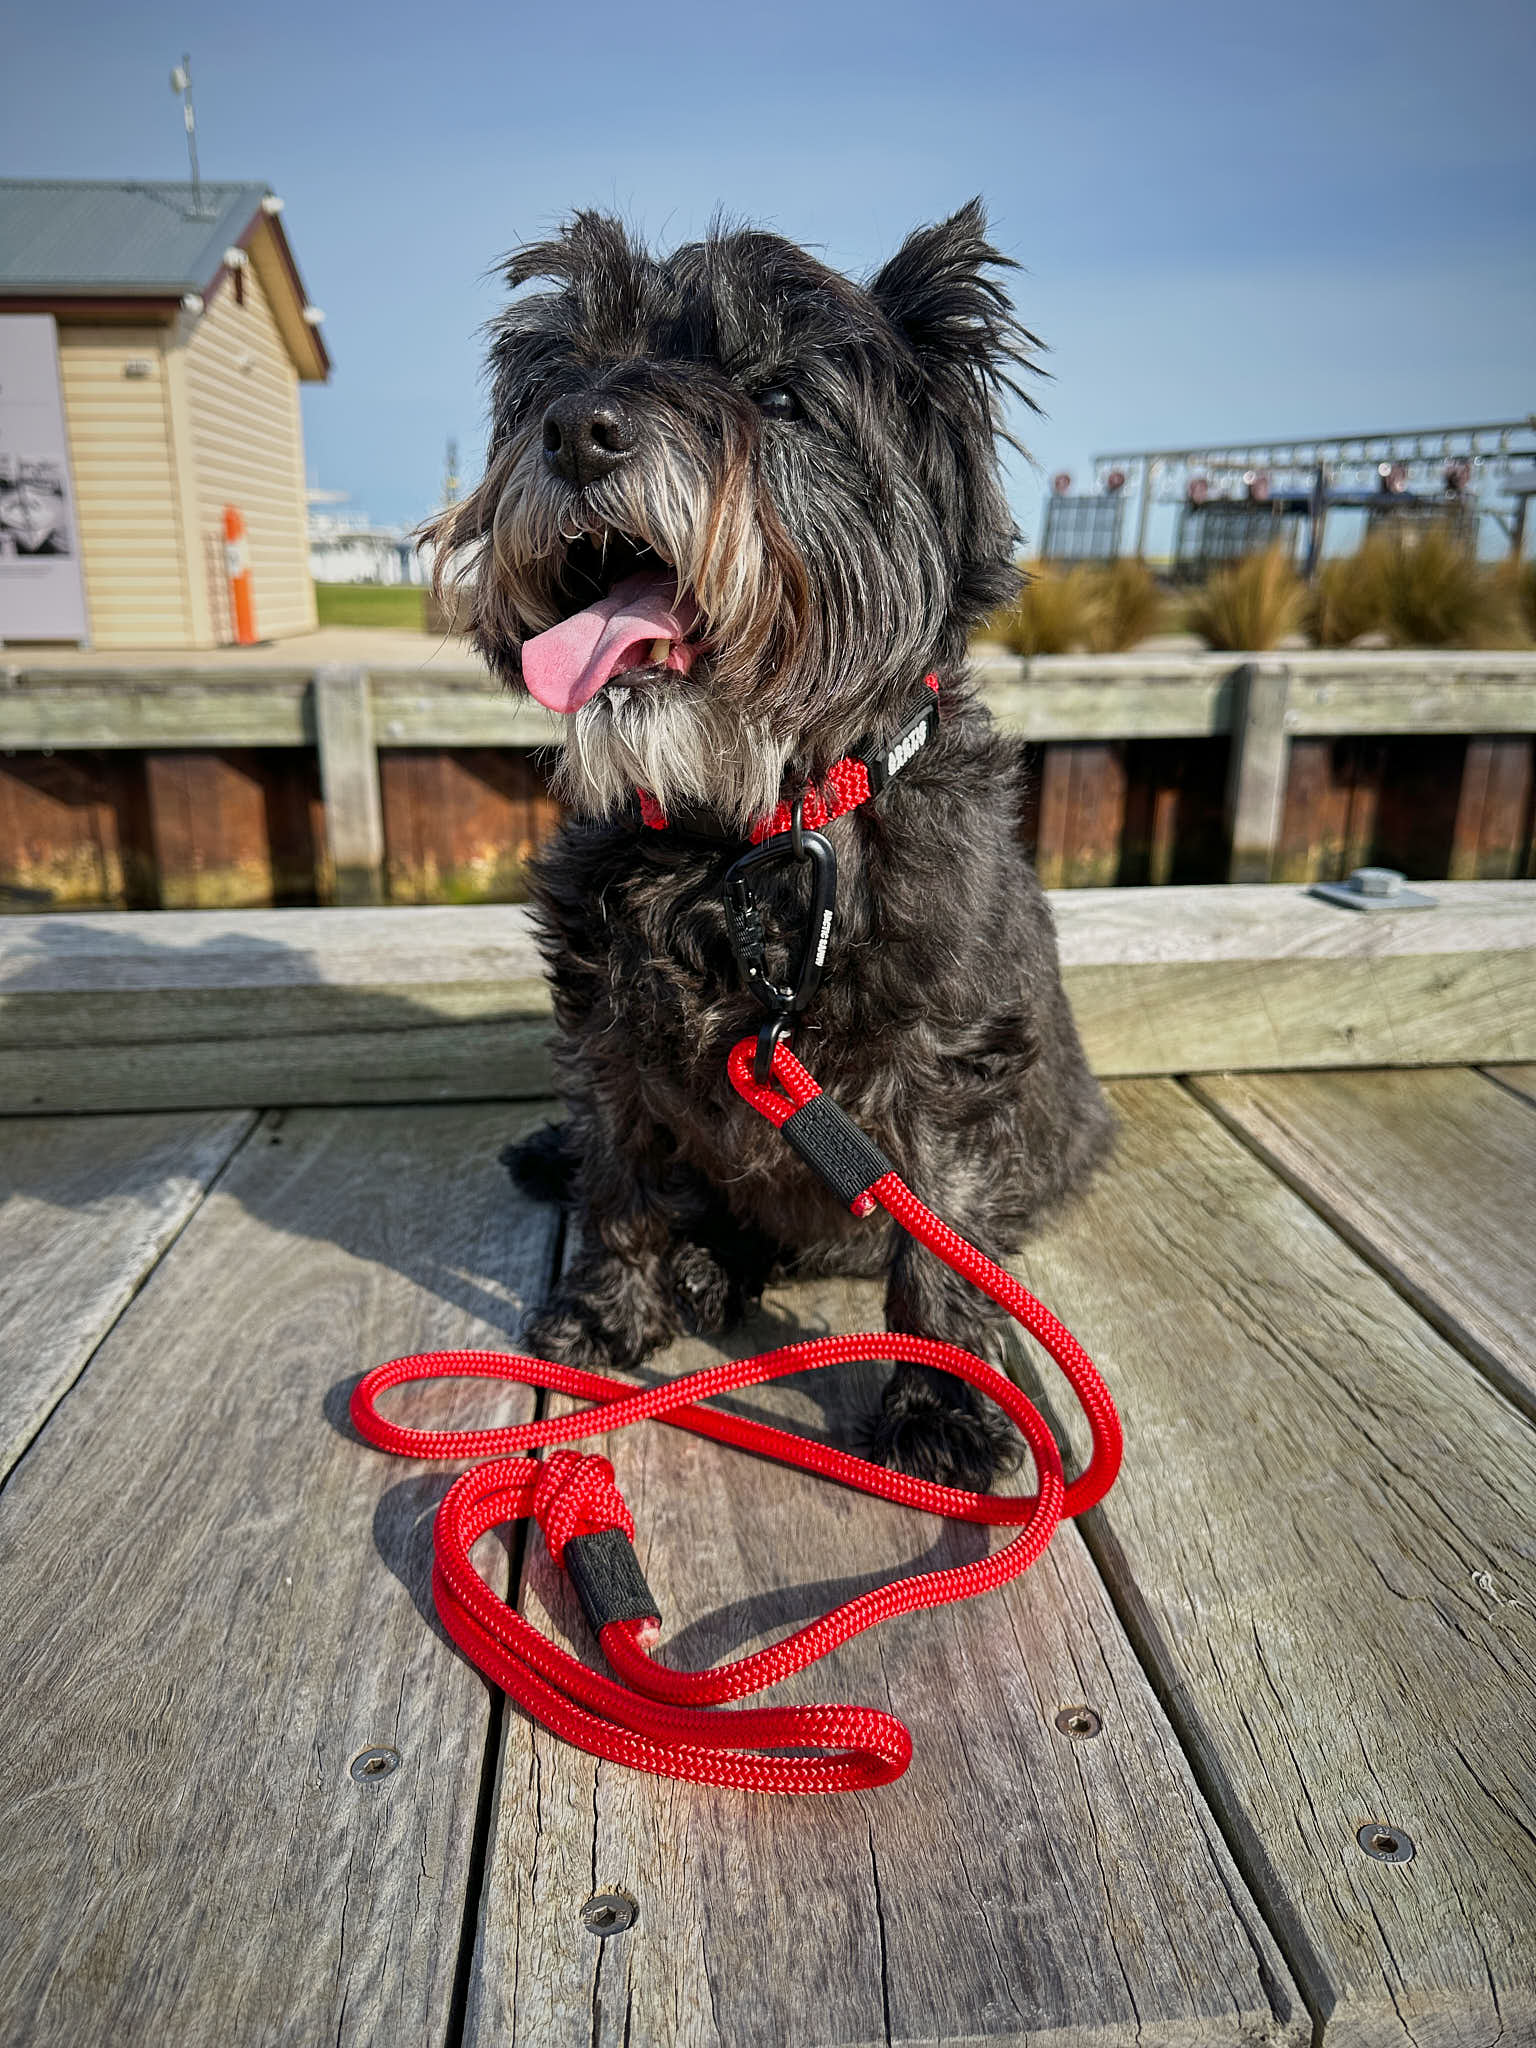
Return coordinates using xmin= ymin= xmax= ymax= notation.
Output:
xmin=1185 ymin=547 xmax=1305 ymax=652
xmin=987 ymin=558 xmax=1167 ymax=655
xmin=1374 ymin=526 xmax=1527 ymax=648
xmin=987 ymin=565 xmax=1103 ymax=655
xmin=1083 ymin=558 xmax=1167 ymax=652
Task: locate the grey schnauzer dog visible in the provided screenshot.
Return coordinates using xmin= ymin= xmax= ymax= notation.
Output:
xmin=427 ymin=201 xmax=1112 ymax=1489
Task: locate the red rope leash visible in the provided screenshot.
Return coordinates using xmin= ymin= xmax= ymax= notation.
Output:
xmin=351 ymin=1039 xmax=1121 ymax=1795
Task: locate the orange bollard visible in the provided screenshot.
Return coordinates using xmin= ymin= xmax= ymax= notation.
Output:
xmin=223 ymin=504 xmax=257 ymax=644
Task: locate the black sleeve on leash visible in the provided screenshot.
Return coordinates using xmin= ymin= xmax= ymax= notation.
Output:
xmin=779 ymin=1094 xmax=893 ymax=1207
xmin=564 ymin=1528 xmax=663 ymax=1635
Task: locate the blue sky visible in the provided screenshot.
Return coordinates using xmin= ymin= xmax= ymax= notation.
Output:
xmin=5 ymin=0 xmax=1533 ymax=542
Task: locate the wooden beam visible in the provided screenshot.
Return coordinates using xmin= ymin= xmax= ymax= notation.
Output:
xmin=1056 ymin=880 xmax=1536 ymax=1073
xmin=1225 ymin=661 xmax=1291 ymax=882
xmin=981 ymin=668 xmax=1235 ymax=741
xmin=312 ymin=665 xmax=385 ymax=905
xmin=1 ymin=654 xmax=1533 ymax=756
xmin=2 ymin=883 xmax=1532 ymax=1111
xmin=370 ymin=678 xmax=562 ymax=750
xmin=1283 ymin=665 xmax=1536 ymax=737
xmin=0 ymin=677 xmax=311 ymax=749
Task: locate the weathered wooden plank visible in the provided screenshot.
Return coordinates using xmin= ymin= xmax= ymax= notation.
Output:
xmin=0 ymin=749 xmax=153 ymax=912
xmin=378 ymin=748 xmax=561 ymax=904
xmin=1283 ymin=669 xmax=1536 ymax=737
xmin=4 ymin=887 xmax=1535 ymax=1108
xmin=1057 ymin=881 xmax=1536 ymax=1074
xmin=979 ymin=651 xmax=1536 ymax=748
xmin=1225 ymin=662 xmax=1291 ymax=883
xmin=0 ymin=1101 xmax=560 ymax=2048
xmin=314 ymin=665 xmax=386 ymax=905
xmin=1486 ymin=1063 xmax=1536 ymax=1106
xmin=0 ymin=1021 xmax=554 ymax=1112
xmin=1449 ymin=738 xmax=1536 ymax=881
xmin=1274 ymin=738 xmax=1383 ymax=885
xmin=1050 ymin=879 xmax=1536 ymax=962
xmin=0 ymin=1108 xmax=254 ymax=1478
xmin=465 ymin=1272 xmax=1307 ymax=2048
xmin=1010 ymin=1079 xmax=1536 ymax=2046
xmin=0 ymin=904 xmax=548 ymax=1019
xmin=0 ymin=680 xmax=311 ymax=749
xmin=0 ymin=676 xmax=560 ymax=754
xmin=1034 ymin=742 xmax=1128 ymax=888
xmin=142 ymin=750 xmax=323 ymax=910
xmin=1190 ymin=1068 xmax=1536 ymax=1421
xmin=4 ymin=653 xmax=1533 ymax=757
xmin=1068 ymin=946 xmax=1536 ymax=1073
xmin=370 ymin=681 xmax=564 ymax=750
xmin=983 ymin=670 xmax=1235 ymax=741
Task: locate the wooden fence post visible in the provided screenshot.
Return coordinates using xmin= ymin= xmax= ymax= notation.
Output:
xmin=313 ymin=665 xmax=385 ymax=906
xmin=1224 ymin=661 xmax=1292 ymax=883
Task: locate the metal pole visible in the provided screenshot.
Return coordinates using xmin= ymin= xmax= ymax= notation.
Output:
xmin=1305 ymin=464 xmax=1329 ymax=580
xmin=177 ymin=56 xmax=202 ymax=215
xmin=1134 ymin=459 xmax=1158 ymax=561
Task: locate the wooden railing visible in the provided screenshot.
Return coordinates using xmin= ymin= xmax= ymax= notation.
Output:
xmin=3 ymin=650 xmax=1533 ymax=908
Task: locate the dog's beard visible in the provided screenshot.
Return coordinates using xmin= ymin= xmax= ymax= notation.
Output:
xmin=457 ymin=420 xmax=806 ymax=826
xmin=556 ymin=679 xmax=793 ymax=828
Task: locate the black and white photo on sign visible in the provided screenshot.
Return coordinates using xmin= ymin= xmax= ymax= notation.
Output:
xmin=0 ymin=457 xmax=74 ymax=557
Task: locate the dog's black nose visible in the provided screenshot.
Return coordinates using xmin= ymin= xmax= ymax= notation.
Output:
xmin=542 ymin=395 xmax=635 ymax=487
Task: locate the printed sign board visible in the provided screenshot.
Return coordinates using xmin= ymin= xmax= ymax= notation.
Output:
xmin=0 ymin=315 xmax=90 ymax=643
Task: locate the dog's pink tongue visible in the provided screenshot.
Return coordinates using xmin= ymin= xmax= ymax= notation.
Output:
xmin=522 ymin=571 xmax=698 ymax=714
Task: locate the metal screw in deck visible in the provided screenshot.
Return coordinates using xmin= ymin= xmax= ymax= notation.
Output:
xmin=349 ymin=1745 xmax=401 ymax=1782
xmin=1357 ymin=1823 xmax=1415 ymax=1863
xmin=1054 ymin=1706 xmax=1103 ymax=1740
xmin=582 ymin=1890 xmax=639 ymax=1936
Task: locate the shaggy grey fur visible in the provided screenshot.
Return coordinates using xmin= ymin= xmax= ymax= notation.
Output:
xmin=428 ymin=200 xmax=1113 ymax=1489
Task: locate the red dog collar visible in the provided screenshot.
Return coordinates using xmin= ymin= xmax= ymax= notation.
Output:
xmin=638 ymin=674 xmax=940 ymax=840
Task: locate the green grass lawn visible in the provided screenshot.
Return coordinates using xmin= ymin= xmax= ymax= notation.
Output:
xmin=314 ymin=582 xmax=428 ymax=630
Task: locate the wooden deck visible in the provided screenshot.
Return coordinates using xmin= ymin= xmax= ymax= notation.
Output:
xmin=2 ymin=1061 xmax=1533 ymax=2045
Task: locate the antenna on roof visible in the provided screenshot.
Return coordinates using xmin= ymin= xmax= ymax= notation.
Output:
xmin=169 ymin=55 xmax=205 ymax=217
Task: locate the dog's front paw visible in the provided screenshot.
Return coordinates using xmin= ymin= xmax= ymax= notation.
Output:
xmin=866 ymin=1370 xmax=1021 ymax=1493
xmin=669 ymin=1242 xmax=736 ymax=1335
xmin=523 ymin=1301 xmax=628 ymax=1376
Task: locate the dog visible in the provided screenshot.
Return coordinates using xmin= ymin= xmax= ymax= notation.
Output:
xmin=426 ymin=201 xmax=1113 ymax=1490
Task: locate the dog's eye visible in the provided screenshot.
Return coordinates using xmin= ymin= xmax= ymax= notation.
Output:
xmin=756 ymin=387 xmax=802 ymax=422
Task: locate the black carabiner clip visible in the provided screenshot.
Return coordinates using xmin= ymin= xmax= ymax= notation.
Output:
xmin=723 ymin=823 xmax=837 ymax=1017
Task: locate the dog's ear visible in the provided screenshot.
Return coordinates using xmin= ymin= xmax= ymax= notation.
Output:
xmin=869 ymin=202 xmax=1037 ymax=638
xmin=868 ymin=199 xmax=1041 ymax=410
